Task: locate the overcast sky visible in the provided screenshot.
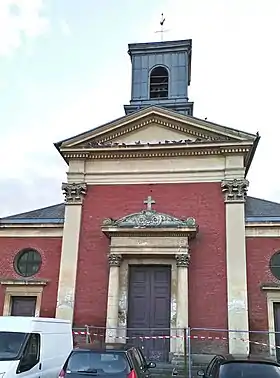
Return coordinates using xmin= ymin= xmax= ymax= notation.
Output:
xmin=0 ymin=0 xmax=279 ymax=217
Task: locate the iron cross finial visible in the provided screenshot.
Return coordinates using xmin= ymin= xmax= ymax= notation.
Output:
xmin=155 ymin=13 xmax=169 ymax=41
xmin=144 ymin=196 xmax=155 ymax=211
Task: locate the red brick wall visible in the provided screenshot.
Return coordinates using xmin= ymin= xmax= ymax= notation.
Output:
xmin=74 ymin=183 xmax=227 ymax=330
xmin=0 ymin=237 xmax=62 ymax=317
xmin=246 ymin=237 xmax=280 ymax=331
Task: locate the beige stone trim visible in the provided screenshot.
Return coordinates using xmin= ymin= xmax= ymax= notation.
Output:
xmin=55 ymin=203 xmax=83 ymax=323
xmin=221 ymin=178 xmax=249 ymax=203
xmin=245 ymin=224 xmax=280 ymax=237
xmin=109 ymin=235 xmax=190 ymax=255
xmin=62 ymin=182 xmax=87 ymax=205
xmin=105 ymin=254 xmax=122 ymax=343
xmin=67 ymin=155 xmax=245 ymax=185
xmin=62 ymin=143 xmax=252 ymax=161
xmin=262 ymin=289 xmax=280 ymax=357
xmin=225 ymin=201 xmax=249 ymax=354
xmin=0 ymin=225 xmax=63 ymax=238
xmin=1 ymin=283 xmax=45 ymax=317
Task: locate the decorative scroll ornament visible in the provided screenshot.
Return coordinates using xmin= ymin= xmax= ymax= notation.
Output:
xmin=108 ymin=254 xmax=122 ymax=267
xmin=221 ymin=179 xmax=249 ymax=203
xmin=102 ymin=210 xmax=197 ymax=229
xmin=175 ymin=253 xmax=190 ymax=267
xmin=62 ymin=182 xmax=87 ymax=204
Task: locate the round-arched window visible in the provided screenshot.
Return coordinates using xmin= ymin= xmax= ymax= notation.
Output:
xmin=149 ymin=66 xmax=169 ymax=99
xmin=14 ymin=248 xmax=42 ymax=277
xmin=269 ymin=251 xmax=280 ymax=279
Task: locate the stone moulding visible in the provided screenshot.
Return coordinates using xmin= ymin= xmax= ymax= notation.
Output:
xmin=102 ymin=210 xmax=198 ymax=238
xmin=62 ymin=145 xmax=252 ymax=161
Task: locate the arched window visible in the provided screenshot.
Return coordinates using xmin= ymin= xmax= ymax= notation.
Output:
xmin=149 ymin=66 xmax=169 ymax=99
xmin=14 ymin=248 xmax=42 ymax=277
xmin=270 ymin=251 xmax=280 ymax=279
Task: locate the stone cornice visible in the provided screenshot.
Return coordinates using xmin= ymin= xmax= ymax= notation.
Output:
xmin=61 ymin=142 xmax=252 ymax=161
xmin=261 ymin=284 xmax=280 ymax=291
xmin=102 ymin=227 xmax=196 ymax=239
xmin=0 ymin=278 xmax=49 ymax=285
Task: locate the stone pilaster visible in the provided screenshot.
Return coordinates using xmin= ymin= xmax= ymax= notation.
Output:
xmin=106 ymin=254 xmax=122 ymax=343
xmin=221 ymin=178 xmax=249 ymax=354
xmin=175 ymin=252 xmax=190 ymax=355
xmin=56 ymin=182 xmax=87 ymax=323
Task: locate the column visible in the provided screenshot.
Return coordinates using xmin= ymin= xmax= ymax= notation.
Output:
xmin=175 ymin=252 xmax=190 ymax=355
xmin=221 ymin=178 xmax=249 ymax=355
xmin=56 ymin=182 xmax=87 ymax=323
xmin=105 ymin=254 xmax=122 ymax=343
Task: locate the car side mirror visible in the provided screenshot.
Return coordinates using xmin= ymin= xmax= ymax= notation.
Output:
xmin=197 ymin=370 xmax=205 ymax=376
xmin=147 ymin=362 xmax=156 ymax=368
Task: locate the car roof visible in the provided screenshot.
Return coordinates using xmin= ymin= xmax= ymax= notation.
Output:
xmin=73 ymin=343 xmax=133 ymax=352
xmin=217 ymin=354 xmax=280 ymax=366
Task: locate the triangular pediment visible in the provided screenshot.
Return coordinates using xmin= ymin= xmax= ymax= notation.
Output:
xmin=56 ymin=106 xmax=257 ymax=150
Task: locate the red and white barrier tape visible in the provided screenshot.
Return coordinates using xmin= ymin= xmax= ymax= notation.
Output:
xmin=72 ymin=331 xmax=280 ymax=350
xmin=73 ymin=331 xmax=90 ymax=335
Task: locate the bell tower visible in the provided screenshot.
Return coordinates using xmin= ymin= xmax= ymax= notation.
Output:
xmin=124 ymin=39 xmax=193 ymax=115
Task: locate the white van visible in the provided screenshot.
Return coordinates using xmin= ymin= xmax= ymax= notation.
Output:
xmin=0 ymin=316 xmax=73 ymax=378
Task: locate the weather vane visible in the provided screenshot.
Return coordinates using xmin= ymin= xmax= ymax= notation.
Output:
xmin=155 ymin=13 xmax=170 ymax=41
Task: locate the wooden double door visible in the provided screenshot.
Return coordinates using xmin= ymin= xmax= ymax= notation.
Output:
xmin=127 ymin=265 xmax=171 ymax=362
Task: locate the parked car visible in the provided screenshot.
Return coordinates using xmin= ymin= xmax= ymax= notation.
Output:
xmin=59 ymin=343 xmax=156 ymax=378
xmin=197 ymin=354 xmax=280 ymax=377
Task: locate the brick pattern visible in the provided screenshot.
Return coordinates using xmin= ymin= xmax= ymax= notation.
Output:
xmin=0 ymin=237 xmax=62 ymax=317
xmin=74 ymin=183 xmax=227 ymax=329
xmin=246 ymin=238 xmax=280 ymax=332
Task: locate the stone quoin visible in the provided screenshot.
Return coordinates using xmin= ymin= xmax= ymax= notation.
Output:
xmin=1 ymin=37 xmax=280 ymax=362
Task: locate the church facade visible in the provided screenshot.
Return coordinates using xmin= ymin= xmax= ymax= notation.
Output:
xmin=1 ymin=38 xmax=280 ymax=360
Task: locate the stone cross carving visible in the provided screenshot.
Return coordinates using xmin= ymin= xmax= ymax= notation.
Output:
xmin=108 ymin=254 xmax=122 ymax=267
xmin=62 ymin=182 xmax=87 ymax=205
xmin=144 ymin=196 xmax=155 ymax=210
xmin=175 ymin=253 xmax=190 ymax=267
xmin=221 ymin=179 xmax=249 ymax=203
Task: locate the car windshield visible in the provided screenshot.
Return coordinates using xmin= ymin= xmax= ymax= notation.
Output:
xmin=67 ymin=351 xmax=130 ymax=375
xmin=0 ymin=332 xmax=26 ymax=360
xmin=220 ymin=361 xmax=280 ymax=377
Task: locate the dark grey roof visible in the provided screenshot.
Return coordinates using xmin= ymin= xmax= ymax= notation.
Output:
xmin=1 ymin=196 xmax=280 ymax=225
xmin=245 ymin=196 xmax=280 ymax=219
xmin=0 ymin=203 xmax=65 ymax=224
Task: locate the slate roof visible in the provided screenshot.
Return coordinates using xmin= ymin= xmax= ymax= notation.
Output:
xmin=1 ymin=196 xmax=280 ymax=225
xmin=245 ymin=197 xmax=280 ymax=221
xmin=0 ymin=203 xmax=65 ymax=224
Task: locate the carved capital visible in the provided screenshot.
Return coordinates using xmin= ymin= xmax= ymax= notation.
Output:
xmin=221 ymin=179 xmax=249 ymax=203
xmin=108 ymin=254 xmax=122 ymax=267
xmin=62 ymin=182 xmax=87 ymax=204
xmin=175 ymin=253 xmax=190 ymax=267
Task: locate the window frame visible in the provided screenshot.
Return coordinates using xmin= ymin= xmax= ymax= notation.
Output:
xmin=16 ymin=333 xmax=41 ymax=374
xmin=14 ymin=248 xmax=42 ymax=277
xmin=149 ymin=66 xmax=169 ymax=99
xmin=270 ymin=251 xmax=280 ymax=280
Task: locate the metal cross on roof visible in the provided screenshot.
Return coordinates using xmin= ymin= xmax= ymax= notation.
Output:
xmin=155 ymin=13 xmax=170 ymax=41
xmin=144 ymin=196 xmax=155 ymax=211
